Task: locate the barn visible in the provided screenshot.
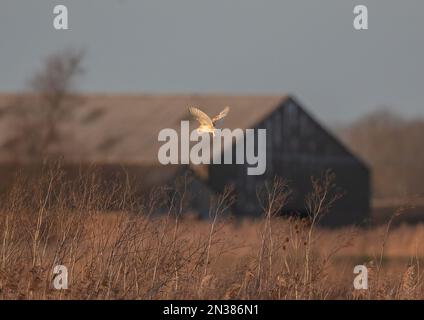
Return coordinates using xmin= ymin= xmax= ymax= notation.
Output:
xmin=206 ymin=96 xmax=370 ymax=226
xmin=0 ymin=94 xmax=370 ymax=226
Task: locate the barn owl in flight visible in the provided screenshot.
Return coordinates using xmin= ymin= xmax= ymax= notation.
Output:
xmin=188 ymin=106 xmax=230 ymax=136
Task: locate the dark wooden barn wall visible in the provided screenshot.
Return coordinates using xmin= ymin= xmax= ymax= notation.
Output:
xmin=208 ymin=98 xmax=370 ymax=226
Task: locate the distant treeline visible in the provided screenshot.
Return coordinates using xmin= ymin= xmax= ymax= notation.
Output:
xmin=339 ymin=109 xmax=424 ymax=200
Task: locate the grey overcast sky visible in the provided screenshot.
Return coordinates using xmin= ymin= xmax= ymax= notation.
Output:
xmin=1 ymin=0 xmax=423 ymax=122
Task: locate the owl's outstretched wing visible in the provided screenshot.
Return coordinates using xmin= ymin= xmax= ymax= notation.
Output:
xmin=212 ymin=106 xmax=230 ymax=125
xmin=188 ymin=106 xmax=213 ymax=127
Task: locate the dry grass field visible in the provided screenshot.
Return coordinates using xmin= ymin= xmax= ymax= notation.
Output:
xmin=0 ymin=165 xmax=423 ymax=300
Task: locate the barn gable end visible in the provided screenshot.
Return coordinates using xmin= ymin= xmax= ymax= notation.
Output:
xmin=208 ymin=96 xmax=370 ymax=226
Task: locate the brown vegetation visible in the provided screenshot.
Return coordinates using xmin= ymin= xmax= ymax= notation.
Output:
xmin=0 ymin=164 xmax=422 ymax=300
